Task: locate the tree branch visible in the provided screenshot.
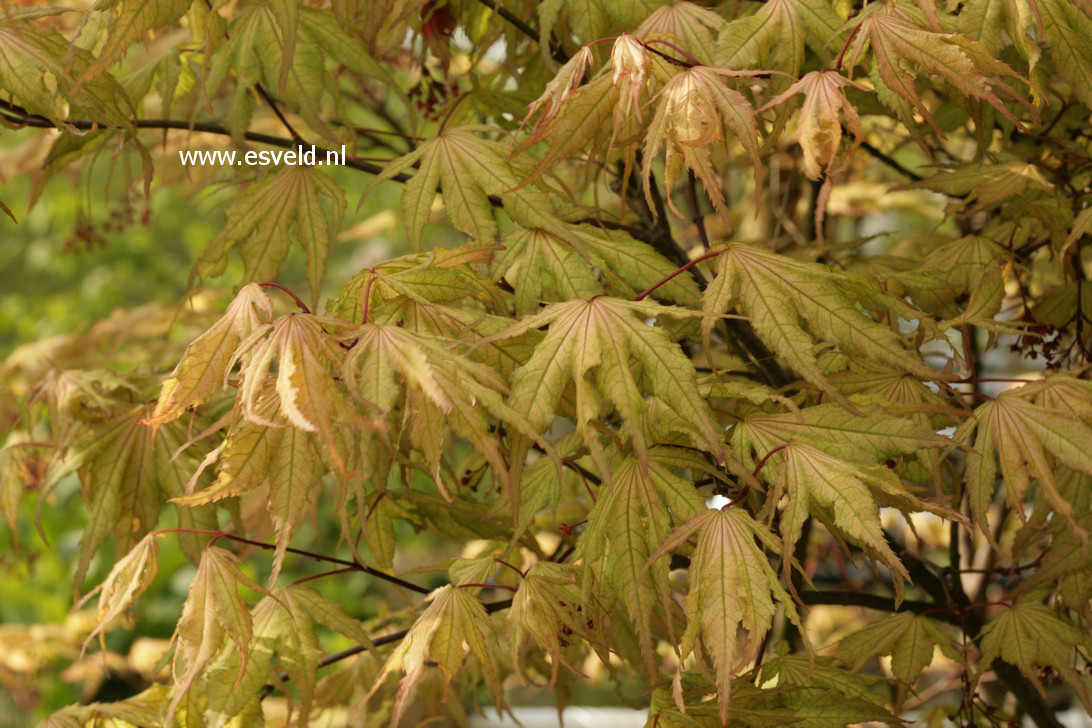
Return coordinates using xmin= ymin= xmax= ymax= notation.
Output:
xmin=0 ymin=99 xmax=400 ymax=180
xmin=153 ymin=528 xmax=431 ymax=595
xmin=474 ymin=0 xmax=569 ymax=63
xmin=858 ymin=139 xmax=923 ymax=182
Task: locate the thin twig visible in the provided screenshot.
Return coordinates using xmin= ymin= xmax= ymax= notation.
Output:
xmin=473 ymin=0 xmax=568 ymax=63
xmin=259 ymin=281 xmax=311 ymax=314
xmin=634 ymin=249 xmax=725 ymax=301
xmin=153 ymin=528 xmax=431 ymax=594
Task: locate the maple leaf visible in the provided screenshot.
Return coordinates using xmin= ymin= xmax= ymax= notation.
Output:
xmin=1036 ymin=0 xmax=1092 ymax=110
xmin=368 ymin=584 xmax=504 ymax=727
xmin=902 ymin=160 xmax=1053 ymax=217
xmin=196 ymin=167 xmax=346 ymax=307
xmin=343 ymin=322 xmax=554 ymax=503
xmin=643 ymin=65 xmax=765 ymax=223
xmin=80 ymin=533 xmax=160 ymax=658
xmin=647 ymin=506 xmax=803 ymax=724
xmin=482 ymin=297 xmax=751 ymax=482
xmin=0 ymin=14 xmax=135 ymax=131
xmin=145 ymin=283 xmax=273 ymax=429
xmin=939 ymin=265 xmax=1026 ymax=339
xmin=495 ymin=218 xmax=701 ymax=314
xmin=758 ymin=71 xmax=868 ymax=181
xmin=715 ymin=0 xmax=845 ymax=76
xmin=202 ymin=4 xmax=392 ymax=139
xmin=204 ymin=584 xmax=374 ymax=726
xmin=635 ymin=3 xmax=725 ymax=65
xmin=577 ymin=452 xmax=708 ymax=676
xmin=953 ymin=388 xmax=1092 ymax=543
xmin=329 ymin=244 xmax=508 ymax=329
xmin=978 ymin=600 xmax=1092 ymax=713
xmin=844 ymin=4 xmax=1037 ymax=135
xmin=512 ymin=73 xmax=622 ymax=190
xmin=520 ymin=46 xmax=595 ymax=139
xmin=232 ymin=312 xmax=375 ymax=474
xmin=77 ymin=0 xmax=191 ymax=83
xmin=172 ymin=413 xmax=324 ymax=589
xmin=761 ymin=645 xmax=893 ymax=710
xmin=41 ymin=684 xmax=174 ymax=728
xmin=916 ymin=234 xmax=1010 ymax=292
xmin=1060 ymin=206 xmax=1092 ymax=258
xmin=771 ymin=443 xmax=912 ymax=586
xmin=537 ymin=0 xmax=667 ymax=47
xmin=507 ymin=561 xmax=606 ymax=684
xmin=70 ymin=407 xmax=219 ymax=596
xmin=361 ymin=126 xmax=559 ymax=250
xmin=703 ymin=243 xmax=948 ymax=407
xmin=958 ymin=0 xmax=1043 ymax=89
xmin=167 ymin=546 xmax=266 ymax=725
xmin=837 ymin=612 xmax=961 ymax=705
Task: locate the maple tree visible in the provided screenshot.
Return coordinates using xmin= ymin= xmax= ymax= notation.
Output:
xmin=2 ymin=0 xmax=1092 ymax=726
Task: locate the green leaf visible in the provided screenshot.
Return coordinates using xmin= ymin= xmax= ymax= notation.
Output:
xmin=196 ymin=167 xmax=346 ymax=307
xmin=578 ymin=454 xmax=707 ymax=676
xmin=954 ymin=389 xmax=1092 ymax=543
xmin=704 ymin=244 xmax=946 ymax=408
xmin=837 ymin=612 xmax=959 ymax=703
xmin=168 ymin=546 xmax=266 ymax=725
xmin=715 ymin=0 xmax=844 ymax=75
xmin=978 ymin=600 xmax=1092 ymax=713
xmin=368 ymin=585 xmax=504 ymax=727
xmin=362 ymin=126 xmax=560 ymax=251
xmin=1036 ymin=0 xmax=1092 ymax=109
xmin=647 ymin=507 xmax=803 ymax=724
xmin=845 ymin=4 xmax=1037 ymax=134
xmin=485 ymin=297 xmax=750 ymax=482
xmin=78 ymin=0 xmax=192 ymax=82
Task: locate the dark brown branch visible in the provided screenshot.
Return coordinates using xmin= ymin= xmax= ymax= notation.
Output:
xmin=858 ymin=138 xmax=923 ymax=182
xmin=0 ymin=99 xmax=400 ymax=180
xmin=474 ymin=0 xmax=569 ymax=63
xmin=153 ymin=528 xmax=430 ymax=595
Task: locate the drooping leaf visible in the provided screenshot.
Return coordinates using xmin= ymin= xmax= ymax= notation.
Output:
xmin=71 ymin=407 xmax=218 ymax=595
xmin=646 ymin=507 xmax=803 ymax=724
xmin=953 ymin=388 xmax=1092 ymax=542
xmin=81 ymin=533 xmax=160 ymax=657
xmin=232 ymin=312 xmax=375 ymax=474
xmin=167 ymin=546 xmax=266 ymax=724
xmin=703 ymin=243 xmax=947 ymax=407
xmin=343 ymin=321 xmax=555 ymax=504
xmin=902 ymin=161 xmax=1053 ymax=217
xmin=577 ymin=453 xmax=707 ymax=676
xmin=196 ymin=168 xmax=346 ymax=307
xmin=507 ymin=561 xmax=606 ymax=684
xmin=844 ymin=4 xmax=1037 ymax=134
xmin=1036 ymin=0 xmax=1092 ymax=109
xmin=758 ymin=71 xmax=868 ymax=181
xmin=78 ymin=0 xmax=192 ymax=83
xmin=368 ymin=585 xmax=504 ymax=727
xmin=643 ymin=66 xmax=764 ymax=223
xmin=205 ymin=584 xmax=374 ymax=726
xmin=977 ymin=600 xmax=1092 ymax=712
xmin=772 ymin=443 xmax=912 ymax=585
xmin=836 ymin=612 xmax=960 ymax=705
xmin=145 ymin=283 xmax=273 ymax=429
